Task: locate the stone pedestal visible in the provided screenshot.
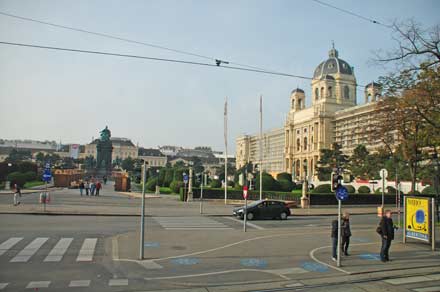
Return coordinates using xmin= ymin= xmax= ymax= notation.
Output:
xmin=301 ymin=179 xmax=310 ymax=208
xmin=155 ymin=185 xmax=160 ymax=195
xmin=4 ymin=181 xmax=10 ymax=190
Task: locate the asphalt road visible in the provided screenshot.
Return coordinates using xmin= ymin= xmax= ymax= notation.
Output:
xmin=0 ymin=186 xmax=439 ymax=292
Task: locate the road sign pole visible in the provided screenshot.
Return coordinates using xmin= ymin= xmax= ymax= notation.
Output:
xmin=403 ymin=196 xmax=406 ymax=243
xmin=200 ymin=174 xmax=203 ymax=215
xmin=382 ymin=170 xmax=385 ymax=207
xmin=432 ymin=198 xmax=436 ymax=251
xmin=337 ymin=199 xmax=341 ymax=267
xmin=244 ymin=197 xmax=247 ymax=232
xmin=139 ymin=160 xmax=146 ymax=260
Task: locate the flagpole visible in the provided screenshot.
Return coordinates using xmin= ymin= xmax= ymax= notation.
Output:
xmin=224 ymin=97 xmax=228 ymax=205
xmin=259 ymin=95 xmax=263 ymax=201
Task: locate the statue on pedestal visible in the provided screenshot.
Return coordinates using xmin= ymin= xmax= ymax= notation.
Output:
xmin=96 ymin=126 xmax=113 ymax=174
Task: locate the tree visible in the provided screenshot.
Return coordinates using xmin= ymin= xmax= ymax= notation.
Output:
xmin=315 ymin=143 xmax=348 ymax=181
xmin=349 ymin=145 xmax=370 ymax=179
xmin=375 ymin=20 xmax=440 ymax=71
xmin=121 ymin=157 xmax=135 ymax=172
xmin=5 ymin=149 xmax=32 ymax=162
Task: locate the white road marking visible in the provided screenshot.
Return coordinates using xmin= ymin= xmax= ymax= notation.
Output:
xmin=309 ymin=242 xmax=377 ymax=275
xmin=76 ymin=238 xmax=97 ymax=262
xmin=10 ymin=237 xmax=49 ymax=263
xmin=225 ymin=216 xmax=265 ymax=230
xmin=68 ymin=280 xmax=91 ymax=287
xmin=154 ymin=217 xmax=232 ymax=230
xmin=268 ymin=267 xmax=308 ymax=275
xmin=285 ymin=282 xmax=304 ymax=288
xmin=26 ymin=281 xmax=50 ymax=288
xmin=0 ymin=283 xmax=8 ymax=290
xmin=108 ymin=279 xmax=128 ymax=286
xmin=427 ymin=274 xmax=440 ymax=280
xmin=413 ymin=287 xmax=440 ymax=292
xmin=112 ymin=236 xmax=119 ymax=260
xmin=139 ymin=260 xmax=163 ymax=269
xmin=0 ymin=237 xmax=23 ymax=256
xmin=384 ymin=276 xmax=431 ymax=285
xmin=44 ymin=238 xmax=73 ymax=262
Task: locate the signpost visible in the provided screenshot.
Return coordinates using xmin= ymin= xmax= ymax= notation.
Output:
xmin=183 ymin=173 xmax=189 ymax=202
xmin=41 ymin=163 xmax=52 ymax=212
xmin=379 ymin=168 xmax=388 ymax=207
xmin=334 ymin=173 xmax=349 ymax=267
xmin=243 ymin=186 xmax=248 ymax=232
xmin=200 ymin=174 xmax=206 ymax=215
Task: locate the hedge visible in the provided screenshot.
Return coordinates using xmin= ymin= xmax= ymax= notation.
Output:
xmin=311 ymin=184 xmax=331 ymax=194
xmin=170 ymin=180 xmax=184 ymax=194
xmin=345 ymin=185 xmax=356 ymax=193
xmin=7 ymin=171 xmax=37 ymax=187
xmin=146 ymin=178 xmax=157 ymax=191
xmin=210 ymin=179 xmax=221 ymax=188
xmin=185 ymin=187 xmax=302 ymax=202
xmin=358 ymin=185 xmax=371 ymax=194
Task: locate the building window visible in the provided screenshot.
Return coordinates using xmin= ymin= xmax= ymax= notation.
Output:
xmin=320 ymin=87 xmax=324 ymax=98
xmin=304 ymin=137 xmax=308 ymax=151
xmin=344 ymin=86 xmax=350 ymax=99
xmin=291 ymin=99 xmax=295 ymax=109
xmin=315 ymin=88 xmax=319 ymax=100
xmin=298 ymin=99 xmax=302 ymax=109
xmin=328 ymin=86 xmax=332 ymax=97
xmin=296 ymin=138 xmax=300 ymax=151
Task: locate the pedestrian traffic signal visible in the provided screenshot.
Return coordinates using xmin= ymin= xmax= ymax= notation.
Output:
xmin=331 ymin=172 xmax=342 ymax=192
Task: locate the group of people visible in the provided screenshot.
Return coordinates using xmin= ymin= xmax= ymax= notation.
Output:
xmin=78 ymin=177 xmax=103 ymax=196
xmin=331 ymin=210 xmax=396 ymax=263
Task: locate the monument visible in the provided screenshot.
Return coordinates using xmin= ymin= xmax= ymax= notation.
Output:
xmin=96 ymin=126 xmax=113 ymax=176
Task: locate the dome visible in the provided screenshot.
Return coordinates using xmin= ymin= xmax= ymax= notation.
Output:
xmin=365 ymin=82 xmax=381 ymax=90
xmin=291 ymin=88 xmax=304 ymax=94
xmin=313 ymin=47 xmax=354 ymax=79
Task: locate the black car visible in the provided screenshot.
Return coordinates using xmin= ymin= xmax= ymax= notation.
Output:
xmin=233 ymin=200 xmax=291 ymax=220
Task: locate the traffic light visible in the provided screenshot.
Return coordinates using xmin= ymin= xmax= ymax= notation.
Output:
xmin=331 ymin=172 xmax=342 ymax=192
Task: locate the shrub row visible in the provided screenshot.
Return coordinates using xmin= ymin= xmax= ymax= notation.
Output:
xmin=6 ymin=171 xmax=38 ymax=187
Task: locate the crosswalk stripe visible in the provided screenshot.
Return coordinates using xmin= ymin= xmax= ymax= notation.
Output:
xmin=154 ymin=217 xmax=233 ymax=230
xmin=26 ymin=281 xmax=50 ymax=288
xmin=0 ymin=237 xmax=23 ymax=256
xmin=384 ymin=276 xmax=430 ymax=285
xmin=108 ymin=279 xmax=128 ymax=286
xmin=68 ymin=280 xmax=91 ymax=287
xmin=44 ymin=238 xmax=73 ymax=262
xmin=76 ymin=238 xmax=97 ymax=262
xmin=413 ymin=287 xmax=440 ymax=292
xmin=10 ymin=237 xmax=48 ymax=263
xmin=0 ymin=283 xmax=8 ymax=290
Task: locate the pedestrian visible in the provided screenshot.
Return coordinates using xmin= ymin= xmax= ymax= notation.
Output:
xmin=341 ymin=212 xmax=352 ymax=256
xmin=95 ymin=181 xmax=102 ymax=196
xmin=331 ymin=218 xmax=338 ymax=261
xmin=377 ymin=210 xmax=397 ymax=262
xmin=13 ymin=184 xmax=21 ymax=206
xmin=103 ymin=175 xmax=107 ymax=185
xmin=79 ymin=180 xmax=85 ymax=196
xmin=85 ymin=180 xmax=90 ymax=196
xmin=90 ymin=181 xmax=96 ymax=196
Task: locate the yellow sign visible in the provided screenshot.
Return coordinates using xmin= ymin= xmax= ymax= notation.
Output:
xmin=405 ymin=197 xmax=430 ymax=242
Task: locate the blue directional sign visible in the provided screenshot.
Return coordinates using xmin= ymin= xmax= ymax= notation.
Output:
xmin=335 ymin=185 xmax=349 ymax=201
xmin=42 ymin=163 xmax=52 ymax=182
xmin=183 ymin=174 xmax=189 ymax=184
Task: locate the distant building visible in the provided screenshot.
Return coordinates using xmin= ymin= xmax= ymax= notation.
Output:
xmin=138 ymin=148 xmax=167 ymax=167
xmin=158 ymin=145 xmax=182 ymax=156
xmin=236 ymin=46 xmax=389 ymax=180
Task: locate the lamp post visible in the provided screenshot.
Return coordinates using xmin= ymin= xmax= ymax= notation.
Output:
xmin=139 ymin=160 xmax=148 ymax=260
xmin=155 ymin=169 xmax=160 ymax=195
xmin=187 ymin=161 xmax=193 ymax=201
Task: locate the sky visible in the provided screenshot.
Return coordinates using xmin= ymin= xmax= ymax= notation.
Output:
xmin=0 ymin=0 xmax=439 ymax=152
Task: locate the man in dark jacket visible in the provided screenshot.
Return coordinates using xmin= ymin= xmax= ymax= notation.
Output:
xmin=379 ymin=210 xmax=395 ymax=262
xmin=341 ymin=212 xmax=352 ymax=256
xmin=331 ymin=219 xmax=338 ymax=261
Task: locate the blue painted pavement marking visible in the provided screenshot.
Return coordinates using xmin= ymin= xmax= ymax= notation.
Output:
xmin=300 ymin=261 xmax=329 ymax=272
xmin=359 ymin=253 xmax=380 ymax=260
xmin=144 ymin=242 xmax=160 ymax=248
xmin=240 ymin=258 xmax=267 ymax=268
xmin=171 ymin=258 xmax=199 ymax=265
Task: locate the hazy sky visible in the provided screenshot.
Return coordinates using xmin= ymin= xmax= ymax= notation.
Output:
xmin=0 ymin=0 xmax=439 ymax=151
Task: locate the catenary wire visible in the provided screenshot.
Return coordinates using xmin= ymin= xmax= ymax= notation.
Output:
xmin=0 ymin=40 xmax=371 ymax=89
xmin=0 ymin=10 xmax=270 ymax=71
xmin=309 ymin=0 xmax=392 ymax=28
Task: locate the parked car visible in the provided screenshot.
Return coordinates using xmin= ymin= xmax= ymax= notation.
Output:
xmin=233 ymin=200 xmax=291 ymax=220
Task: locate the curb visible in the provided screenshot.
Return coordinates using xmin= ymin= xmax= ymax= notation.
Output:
xmin=0 ymin=211 xmax=140 ymax=217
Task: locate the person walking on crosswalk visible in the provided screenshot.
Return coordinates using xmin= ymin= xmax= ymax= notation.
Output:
xmin=13 ymin=184 xmax=21 ymax=206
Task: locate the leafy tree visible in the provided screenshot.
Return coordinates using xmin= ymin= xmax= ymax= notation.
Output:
xmin=276 ymin=172 xmax=292 ymax=182
xmin=349 ymin=145 xmax=370 ymax=179
xmin=5 ymin=149 xmax=32 ymax=162
xmin=255 ymin=172 xmax=280 ymax=191
xmin=121 ymin=157 xmax=135 ymax=172
xmin=358 ymin=186 xmax=371 ymax=194
xmin=316 ymin=143 xmax=348 ymax=181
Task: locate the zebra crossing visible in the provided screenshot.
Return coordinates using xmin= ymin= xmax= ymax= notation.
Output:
xmin=0 ymin=279 xmax=130 ymax=290
xmin=153 ymin=216 xmax=233 ymax=230
xmin=0 ymin=237 xmax=99 ymax=263
xmin=383 ymin=274 xmax=440 ymax=291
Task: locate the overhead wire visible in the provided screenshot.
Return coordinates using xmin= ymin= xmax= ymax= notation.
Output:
xmin=309 ymin=0 xmax=392 ymax=28
xmin=0 ymin=40 xmax=370 ymax=89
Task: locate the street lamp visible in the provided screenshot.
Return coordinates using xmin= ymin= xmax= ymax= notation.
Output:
xmin=139 ymin=160 xmax=148 ymax=260
xmin=155 ymin=169 xmax=160 ymax=195
xmin=187 ymin=161 xmax=194 ymax=201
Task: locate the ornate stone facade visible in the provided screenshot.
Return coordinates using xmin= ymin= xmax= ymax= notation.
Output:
xmin=235 ymin=46 xmax=384 ymax=181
